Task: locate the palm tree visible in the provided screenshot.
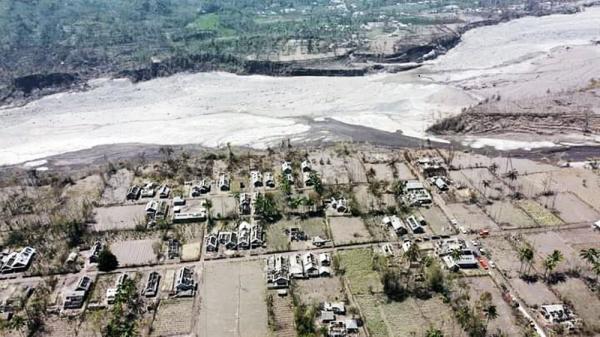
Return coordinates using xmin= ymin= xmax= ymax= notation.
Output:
xmin=580 ymin=248 xmax=599 ymax=281
xmin=543 ymin=250 xmax=563 ymax=280
xmin=489 ymin=162 xmax=499 ymax=175
xmin=580 ymin=248 xmax=598 ymax=264
xmin=518 ymin=246 xmax=534 ymax=275
xmin=483 ymin=304 xmax=498 ymax=332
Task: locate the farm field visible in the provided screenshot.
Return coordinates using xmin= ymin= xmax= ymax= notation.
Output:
xmin=330 ymin=217 xmax=373 ymax=245
xmin=110 ymin=239 xmax=158 ymax=266
xmin=93 ymin=204 xmax=145 ymax=231
xmin=198 ymin=260 xmax=268 ymax=337
xmin=151 ymin=299 xmax=195 ymax=336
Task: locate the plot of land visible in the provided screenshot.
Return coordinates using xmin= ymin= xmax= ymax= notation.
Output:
xmin=480 ymin=237 xmax=521 ymax=277
xmin=295 ymin=276 xmax=345 ymax=306
xmin=509 ymin=278 xmax=559 ymax=307
xmin=266 ymin=218 xmax=329 ymax=252
xmin=309 ymin=154 xmax=350 ymax=185
xmin=552 ymin=278 xmax=600 ymax=333
xmin=100 ymin=168 xmax=134 ymax=205
xmin=557 ymin=227 xmax=600 ymax=252
xmin=338 ymin=249 xmax=381 ymax=295
xmin=199 ymin=260 xmax=268 ymax=337
xmin=345 ymin=157 xmax=367 ymax=183
xmin=110 ymin=239 xmax=158 ymax=266
xmin=517 ymin=200 xmax=563 ymax=226
xmin=93 ymin=204 xmax=146 ymax=231
xmin=330 ymin=217 xmax=372 ymax=245
xmin=365 ymin=163 xmax=395 ymax=181
xmin=394 ymin=162 xmax=416 ymax=180
xmin=418 ymin=205 xmax=452 ymax=235
xmin=447 ymin=203 xmax=499 ymax=232
xmin=353 ymin=185 xmax=395 ymax=213
xmin=526 ymin=231 xmax=582 ymax=272
xmin=466 ymin=276 xmax=522 ymax=337
xmin=151 ymin=299 xmax=195 ymax=336
xmin=485 ymin=201 xmax=536 ymax=229
xmin=209 ymin=195 xmax=237 ymax=219
xmin=537 ymin=192 xmax=599 ymax=224
xmin=357 ymin=294 xmax=466 ymax=337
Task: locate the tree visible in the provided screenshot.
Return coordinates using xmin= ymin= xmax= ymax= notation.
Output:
xmin=254 ymin=193 xmax=281 ymax=223
xmin=308 ymin=171 xmax=323 ymax=195
xmin=382 ymin=269 xmax=408 ymax=301
xmin=483 ymin=304 xmax=498 ymax=331
xmin=404 ymin=243 xmax=420 ymax=263
xmin=580 ymin=248 xmax=599 ymax=281
xmin=543 ymin=250 xmax=563 ymax=280
xmin=98 ymin=249 xmax=119 ymax=272
xmin=518 ymin=246 xmax=534 ymax=275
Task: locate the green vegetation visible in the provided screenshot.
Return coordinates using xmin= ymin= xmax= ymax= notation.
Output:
xmin=98 ymin=248 xmax=119 ymax=272
xmin=254 ymin=192 xmax=282 ymax=223
xmin=104 ymin=278 xmax=141 ymax=336
xmin=0 ymin=0 xmax=504 ymax=88
xmin=337 ymin=249 xmax=382 ymax=295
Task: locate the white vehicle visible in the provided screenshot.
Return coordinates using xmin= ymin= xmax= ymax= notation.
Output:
xmin=450 ymin=219 xmax=458 ymax=227
xmin=489 ymin=260 xmax=496 ymax=269
xmin=459 ymin=226 xmax=467 ymax=234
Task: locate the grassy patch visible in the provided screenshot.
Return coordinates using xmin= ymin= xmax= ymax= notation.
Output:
xmin=519 ymin=200 xmax=563 ymax=226
xmin=187 ymin=13 xmax=236 ymax=36
xmin=338 ymin=248 xmax=382 ymax=295
xmin=356 ymin=295 xmax=389 ymax=337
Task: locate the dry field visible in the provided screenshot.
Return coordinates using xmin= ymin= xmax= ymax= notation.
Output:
xmin=365 ymin=163 xmax=395 ymax=181
xmin=447 ymin=203 xmax=499 ymax=232
xmin=266 ymin=218 xmax=329 ymax=252
xmin=466 ymin=276 xmax=522 ymax=337
xmin=93 ymin=204 xmax=146 ymax=231
xmin=484 ymin=201 xmax=536 ymax=229
xmin=269 ymin=290 xmax=296 ymax=337
xmin=551 ymin=277 xmax=600 ymax=333
xmin=526 ymin=231 xmax=583 ymax=272
xmin=418 ymin=205 xmax=452 ymax=235
xmin=557 ymin=226 xmax=600 ymax=253
xmin=394 ymin=162 xmax=416 ymax=180
xmin=521 ymin=169 xmax=600 ymax=212
xmin=537 ymin=192 xmax=599 ymax=224
xmin=345 ymin=156 xmax=367 ymax=183
xmin=295 ymin=276 xmax=345 ymax=306
xmin=308 ymin=152 xmax=350 ymax=185
xmin=151 ymin=298 xmax=195 ymax=336
xmin=330 ymin=217 xmax=373 ymax=245
xmin=110 ymin=239 xmax=158 ymax=266
xmin=509 ymin=278 xmax=559 ymax=307
xmin=208 ymin=195 xmax=238 ymax=219
xmin=480 ymin=236 xmax=521 ymax=277
xmin=353 ymin=185 xmax=396 ymax=213
xmin=199 ymin=260 xmax=268 ymax=337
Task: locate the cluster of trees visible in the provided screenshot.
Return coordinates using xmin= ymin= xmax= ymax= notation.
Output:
xmin=453 ymin=292 xmax=499 ymax=337
xmin=104 ymin=278 xmax=141 ymax=336
xmin=254 ymin=192 xmax=282 ymax=223
xmin=381 ymin=244 xmax=447 ymax=302
xmin=518 ymin=244 xmax=567 ymax=282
